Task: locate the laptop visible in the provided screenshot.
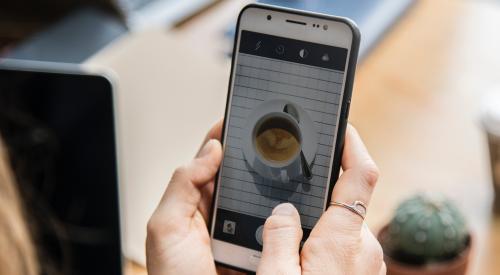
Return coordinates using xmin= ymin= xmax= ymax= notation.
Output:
xmin=113 ymin=0 xmax=220 ymax=30
xmin=0 ymin=60 xmax=123 ymax=275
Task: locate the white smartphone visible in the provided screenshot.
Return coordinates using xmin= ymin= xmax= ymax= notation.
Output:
xmin=210 ymin=4 xmax=360 ymax=272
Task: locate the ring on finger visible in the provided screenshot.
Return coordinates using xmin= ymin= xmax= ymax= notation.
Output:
xmin=329 ymin=200 xmax=367 ymax=220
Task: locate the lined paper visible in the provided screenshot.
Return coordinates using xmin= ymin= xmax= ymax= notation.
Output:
xmin=218 ymin=53 xmax=345 ymax=228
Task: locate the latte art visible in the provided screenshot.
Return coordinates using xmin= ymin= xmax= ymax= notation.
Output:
xmin=255 ymin=128 xmax=300 ymax=162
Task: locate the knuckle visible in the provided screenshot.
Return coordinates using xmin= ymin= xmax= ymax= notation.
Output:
xmin=264 ymin=215 xmax=296 ymax=232
xmin=360 ymin=160 xmax=379 ymax=187
xmin=201 ymin=159 xmax=217 ymax=177
xmin=146 ymin=214 xmax=164 ymax=241
xmin=263 ymin=215 xmax=302 ymax=241
xmin=301 ymin=237 xmax=329 ymax=264
xmin=303 ymin=236 xmax=330 ymax=255
xmin=172 ymin=166 xmax=188 ymax=179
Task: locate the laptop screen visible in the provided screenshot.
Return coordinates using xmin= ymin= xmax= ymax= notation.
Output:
xmin=0 ymin=66 xmax=122 ymax=275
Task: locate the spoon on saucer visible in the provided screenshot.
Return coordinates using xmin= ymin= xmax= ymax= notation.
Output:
xmin=284 ymin=103 xmax=312 ymax=180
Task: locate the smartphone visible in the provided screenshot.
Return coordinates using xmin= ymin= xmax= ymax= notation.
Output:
xmin=210 ymin=4 xmax=360 ymax=272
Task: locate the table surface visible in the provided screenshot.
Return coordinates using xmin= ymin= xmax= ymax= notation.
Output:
xmin=88 ymin=0 xmax=500 ymax=274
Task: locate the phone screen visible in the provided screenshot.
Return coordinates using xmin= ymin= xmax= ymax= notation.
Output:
xmin=213 ymin=30 xmax=349 ymax=251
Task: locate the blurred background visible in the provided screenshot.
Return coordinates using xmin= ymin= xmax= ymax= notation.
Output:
xmin=1 ymin=0 xmax=500 ymax=274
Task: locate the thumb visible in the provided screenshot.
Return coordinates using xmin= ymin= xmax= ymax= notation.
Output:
xmin=257 ymin=203 xmax=302 ymax=275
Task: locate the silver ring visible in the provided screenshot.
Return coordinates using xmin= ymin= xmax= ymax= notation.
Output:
xmin=330 ymin=200 xmax=367 ymax=220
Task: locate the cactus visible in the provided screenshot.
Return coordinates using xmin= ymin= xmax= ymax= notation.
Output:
xmin=383 ymin=193 xmax=469 ymax=264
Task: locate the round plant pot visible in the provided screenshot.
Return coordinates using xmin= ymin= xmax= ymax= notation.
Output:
xmin=377 ymin=225 xmax=472 ymax=275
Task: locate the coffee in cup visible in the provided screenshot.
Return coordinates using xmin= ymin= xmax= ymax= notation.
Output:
xmin=254 ymin=113 xmax=301 ymax=165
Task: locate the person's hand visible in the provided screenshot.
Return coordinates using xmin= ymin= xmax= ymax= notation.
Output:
xmin=257 ymin=125 xmax=385 ymax=275
xmin=146 ymin=121 xmax=224 ymax=275
xmin=146 ymin=121 xmax=243 ymax=275
xmin=146 ymin=120 xmax=385 ymax=275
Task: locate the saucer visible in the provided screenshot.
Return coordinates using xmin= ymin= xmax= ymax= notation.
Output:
xmin=242 ymin=99 xmax=318 ymax=182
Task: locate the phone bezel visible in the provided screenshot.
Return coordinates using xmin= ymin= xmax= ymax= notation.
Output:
xmin=210 ymin=4 xmax=361 ymax=272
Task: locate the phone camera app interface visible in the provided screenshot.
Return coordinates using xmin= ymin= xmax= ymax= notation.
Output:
xmin=214 ymin=30 xmax=348 ymax=251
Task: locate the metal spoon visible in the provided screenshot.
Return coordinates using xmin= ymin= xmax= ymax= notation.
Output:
xmin=284 ymin=104 xmax=312 ymax=180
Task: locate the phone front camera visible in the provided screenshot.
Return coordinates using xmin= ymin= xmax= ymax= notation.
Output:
xmin=267 ymin=15 xmax=272 ymax=21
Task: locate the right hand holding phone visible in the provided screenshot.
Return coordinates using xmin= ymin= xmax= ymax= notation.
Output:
xmin=257 ymin=124 xmax=385 ymax=275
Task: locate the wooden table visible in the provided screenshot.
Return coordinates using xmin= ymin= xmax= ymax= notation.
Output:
xmin=88 ymin=0 xmax=500 ymax=274
xmin=350 ymin=1 xmax=500 ymax=274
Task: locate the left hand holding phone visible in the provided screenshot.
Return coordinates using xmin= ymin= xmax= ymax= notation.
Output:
xmin=145 ymin=121 xmax=223 ymax=275
xmin=146 ymin=120 xmax=385 ymax=275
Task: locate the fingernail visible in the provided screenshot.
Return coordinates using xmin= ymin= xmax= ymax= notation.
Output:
xmin=198 ymin=139 xmax=215 ymax=158
xmin=272 ymin=203 xmax=296 ymax=216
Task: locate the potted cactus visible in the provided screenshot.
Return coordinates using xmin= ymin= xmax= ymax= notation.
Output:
xmin=378 ymin=193 xmax=472 ymax=275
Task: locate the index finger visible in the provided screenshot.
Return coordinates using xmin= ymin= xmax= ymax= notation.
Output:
xmin=196 ymin=119 xmax=223 ymax=157
xmin=336 ymin=124 xmax=379 ymax=204
xmin=204 ymin=119 xmax=223 ymax=143
xmin=313 ymin=125 xmax=379 ymax=234
xmin=195 ymin=119 xmax=223 ymax=221
xmin=341 ymin=124 xmax=377 ymax=172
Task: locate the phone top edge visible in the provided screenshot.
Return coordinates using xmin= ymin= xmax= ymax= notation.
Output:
xmin=239 ymin=3 xmax=361 ymax=43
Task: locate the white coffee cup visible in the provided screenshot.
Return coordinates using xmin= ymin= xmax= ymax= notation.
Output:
xmin=252 ymin=112 xmax=303 ymax=182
